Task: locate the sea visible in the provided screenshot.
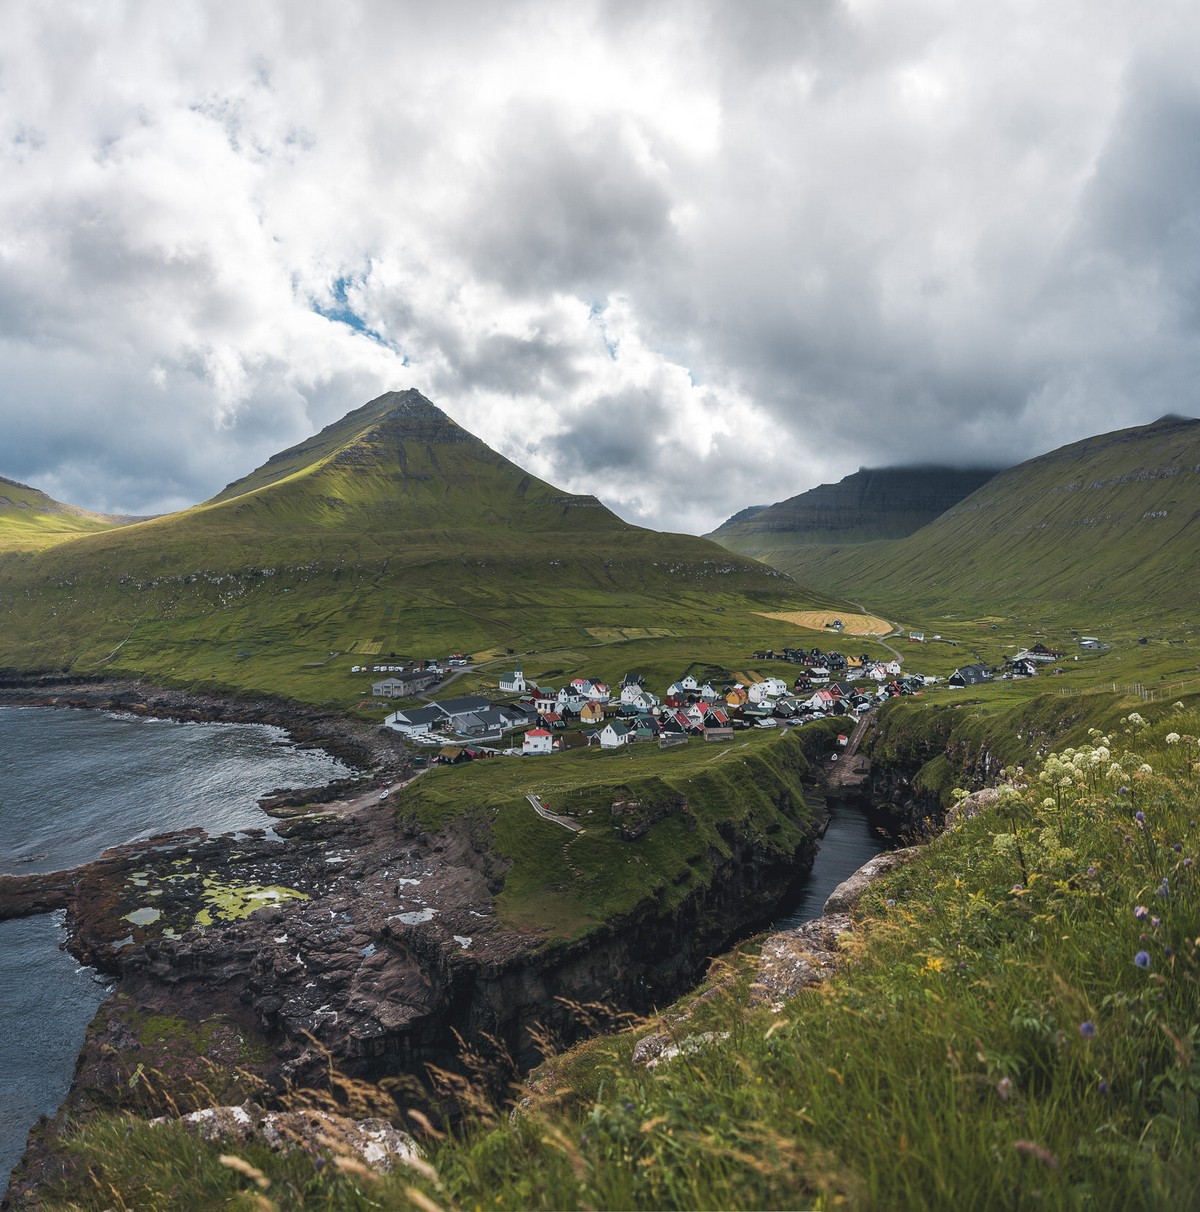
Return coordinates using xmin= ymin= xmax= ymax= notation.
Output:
xmin=0 ymin=705 xmax=351 ymax=1196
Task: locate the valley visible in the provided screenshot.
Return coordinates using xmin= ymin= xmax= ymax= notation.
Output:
xmin=1 ymin=394 xmax=1198 ymax=1209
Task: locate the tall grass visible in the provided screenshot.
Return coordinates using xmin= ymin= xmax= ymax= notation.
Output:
xmin=45 ymin=710 xmax=1200 ymax=1209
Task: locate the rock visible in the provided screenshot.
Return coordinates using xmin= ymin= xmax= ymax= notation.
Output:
xmin=154 ymin=1101 xmax=421 ymax=1172
xmin=751 ymin=912 xmax=854 ymax=1010
xmin=822 ymin=847 xmax=918 ymax=914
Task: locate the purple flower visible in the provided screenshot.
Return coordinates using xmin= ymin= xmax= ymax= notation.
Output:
xmin=886 ymin=898 xmax=895 ymax=907
xmin=1134 ymin=811 xmax=1146 ymax=826
xmin=1079 ymin=1021 xmax=1096 ymax=1040
xmin=1120 ymin=786 xmax=1130 ymax=795
xmin=1134 ymin=905 xmax=1149 ymax=920
xmin=1158 ymin=878 xmax=1170 ymax=898
xmin=1165 ymin=947 xmax=1174 ymax=958
xmin=1185 ymin=858 xmax=1194 ymax=868
xmin=1086 ymin=866 xmax=1097 ymax=877
xmin=1173 ymin=843 xmax=1183 ymax=853
xmin=1134 ymin=951 xmax=1151 ymax=969
xmin=1098 ymin=1079 xmax=1109 ymax=1094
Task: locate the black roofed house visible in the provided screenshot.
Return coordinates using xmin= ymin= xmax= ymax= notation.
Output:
xmin=384 ymin=704 xmax=445 ymax=735
xmin=948 ymin=664 xmax=993 ymax=688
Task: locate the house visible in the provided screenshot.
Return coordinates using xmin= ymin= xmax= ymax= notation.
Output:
xmin=498 ymin=668 xmax=527 ymax=694
xmin=909 ymin=631 xmax=925 ymax=643
xmin=1009 ymin=658 xmax=1037 ymax=678
xmin=522 ymin=728 xmax=554 ymax=755
xmin=632 ymin=714 xmax=661 ymax=740
xmin=384 ymin=704 xmax=445 ymax=736
xmin=748 ymin=677 xmax=788 ymax=704
xmin=948 ymin=664 xmax=993 ymax=688
xmin=599 ymin=721 xmax=631 ymax=749
xmin=533 ymin=688 xmax=559 ymax=714
xmin=580 ymin=702 xmax=606 ymax=725
xmin=668 ymin=674 xmax=699 ymax=696
xmin=726 ymin=686 xmax=749 ymax=708
xmin=885 ymin=659 xmax=902 ymax=675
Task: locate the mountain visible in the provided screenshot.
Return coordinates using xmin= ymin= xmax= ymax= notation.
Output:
xmin=0 ymin=391 xmax=822 ymax=697
xmin=709 ymin=465 xmax=1001 ymax=564
xmin=0 ymin=476 xmax=139 ymax=553
xmin=742 ymin=415 xmax=1200 ymax=624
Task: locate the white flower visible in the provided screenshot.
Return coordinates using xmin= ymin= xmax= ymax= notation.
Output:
xmin=1166 ymin=733 xmax=1181 ymax=745
xmin=1138 ymin=763 xmax=1153 ymax=774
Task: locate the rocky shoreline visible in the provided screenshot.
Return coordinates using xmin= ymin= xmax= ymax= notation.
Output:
xmin=1 ymin=680 xmax=841 ymax=1207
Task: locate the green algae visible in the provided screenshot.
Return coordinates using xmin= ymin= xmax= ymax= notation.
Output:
xmin=193 ymin=878 xmax=309 ymax=926
xmin=123 ymin=907 xmax=162 ymax=926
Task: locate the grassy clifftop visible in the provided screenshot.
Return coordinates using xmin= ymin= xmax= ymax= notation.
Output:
xmin=44 ymin=698 xmax=1200 ymax=1208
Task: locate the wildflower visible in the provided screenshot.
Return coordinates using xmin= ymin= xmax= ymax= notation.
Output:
xmin=886 ymin=898 xmax=895 ymax=908
xmin=1128 ymin=712 xmax=1146 ymax=727
xmin=1185 ymin=858 xmax=1194 ymax=868
xmin=997 ymin=1077 xmax=1013 ymax=1101
xmin=1098 ymin=1079 xmax=1109 ymax=1094
xmin=1134 ymin=810 xmax=1146 ymax=825
xmin=1166 ymin=733 xmax=1181 ymax=745
xmin=1134 ymin=905 xmax=1149 ymax=920
xmin=1011 ymin=883 xmax=1024 ymax=894
xmin=1164 ymin=947 xmax=1174 ymax=958
xmin=1086 ymin=866 xmax=1096 ymax=877
xmin=1137 ymin=763 xmax=1153 ymax=774
xmin=1119 ymin=786 xmax=1130 ymax=796
xmin=1042 ymin=797 xmax=1055 ymax=809
xmin=1158 ymin=878 xmax=1170 ymax=898
xmin=1134 ymin=951 xmax=1151 ymax=969
xmin=1079 ymin=1021 xmax=1096 ymax=1040
xmin=924 ymin=956 xmax=947 ymax=974
xmin=1151 ymin=916 xmax=1161 ymax=929
xmin=1174 ymin=843 xmax=1183 ymax=853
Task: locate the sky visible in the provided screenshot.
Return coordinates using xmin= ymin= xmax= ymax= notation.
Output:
xmin=3 ymin=0 xmax=1200 ymax=534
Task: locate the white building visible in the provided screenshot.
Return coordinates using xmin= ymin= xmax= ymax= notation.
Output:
xmin=499 ymin=668 xmax=527 ymax=694
xmin=522 ymin=728 xmax=554 ymax=755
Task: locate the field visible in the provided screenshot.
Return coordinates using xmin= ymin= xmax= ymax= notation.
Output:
xmin=754 ymin=608 xmax=893 ymax=636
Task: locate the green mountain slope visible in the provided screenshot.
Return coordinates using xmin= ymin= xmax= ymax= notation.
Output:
xmin=742 ymin=415 xmax=1200 ymax=624
xmin=0 ymin=476 xmax=136 ymax=553
xmin=709 ymin=464 xmax=1001 ymax=563
xmin=0 ymin=391 xmax=827 ymax=699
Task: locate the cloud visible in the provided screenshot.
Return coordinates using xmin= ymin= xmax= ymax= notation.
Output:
xmin=1 ymin=0 xmax=1199 ymax=531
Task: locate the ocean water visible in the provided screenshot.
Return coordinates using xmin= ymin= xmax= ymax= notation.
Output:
xmin=774 ymin=803 xmax=892 ymax=930
xmin=0 ymin=705 xmax=352 ymax=1195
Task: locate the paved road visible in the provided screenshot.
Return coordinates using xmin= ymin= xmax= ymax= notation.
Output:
xmin=526 ymin=793 xmax=584 ymax=833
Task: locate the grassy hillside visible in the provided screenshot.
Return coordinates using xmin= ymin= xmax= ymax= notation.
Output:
xmin=0 ymin=475 xmax=133 ymax=553
xmin=46 ymin=698 xmax=1200 ymax=1208
xmin=723 ymin=416 xmax=1200 ymax=629
xmin=0 ymin=391 xmax=836 ymax=702
xmin=709 ymin=465 xmax=1000 ymax=561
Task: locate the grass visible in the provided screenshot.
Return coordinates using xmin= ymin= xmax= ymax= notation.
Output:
xmin=393 ymin=723 xmax=840 ymax=938
xmin=0 ymin=390 xmax=843 ymax=703
xmin=713 ymin=415 xmax=1200 ymax=627
xmin=46 ymin=702 xmax=1200 ymax=1208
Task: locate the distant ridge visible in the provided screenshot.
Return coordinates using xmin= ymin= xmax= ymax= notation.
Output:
xmin=0 ymin=475 xmax=143 ymax=552
xmin=709 ymin=464 xmax=1002 ymax=562
xmin=747 ymin=415 xmax=1200 ymax=622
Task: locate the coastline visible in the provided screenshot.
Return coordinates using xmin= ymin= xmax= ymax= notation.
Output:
xmin=0 ymin=675 xmax=409 ymax=779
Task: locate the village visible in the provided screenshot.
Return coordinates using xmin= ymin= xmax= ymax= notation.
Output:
xmin=337 ymin=635 xmax=1037 ymax=766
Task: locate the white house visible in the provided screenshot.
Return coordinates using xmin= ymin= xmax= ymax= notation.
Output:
xmin=557 ymin=688 xmax=588 ymax=712
xmin=522 ymin=728 xmax=554 ymax=755
xmin=885 ymin=659 xmax=902 ymax=675
xmin=499 ymin=668 xmax=527 ymax=694
xmin=599 ymin=721 xmax=630 ymax=749
xmin=533 ymin=689 xmax=559 ymax=714
xmin=748 ymin=677 xmax=788 ymax=704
